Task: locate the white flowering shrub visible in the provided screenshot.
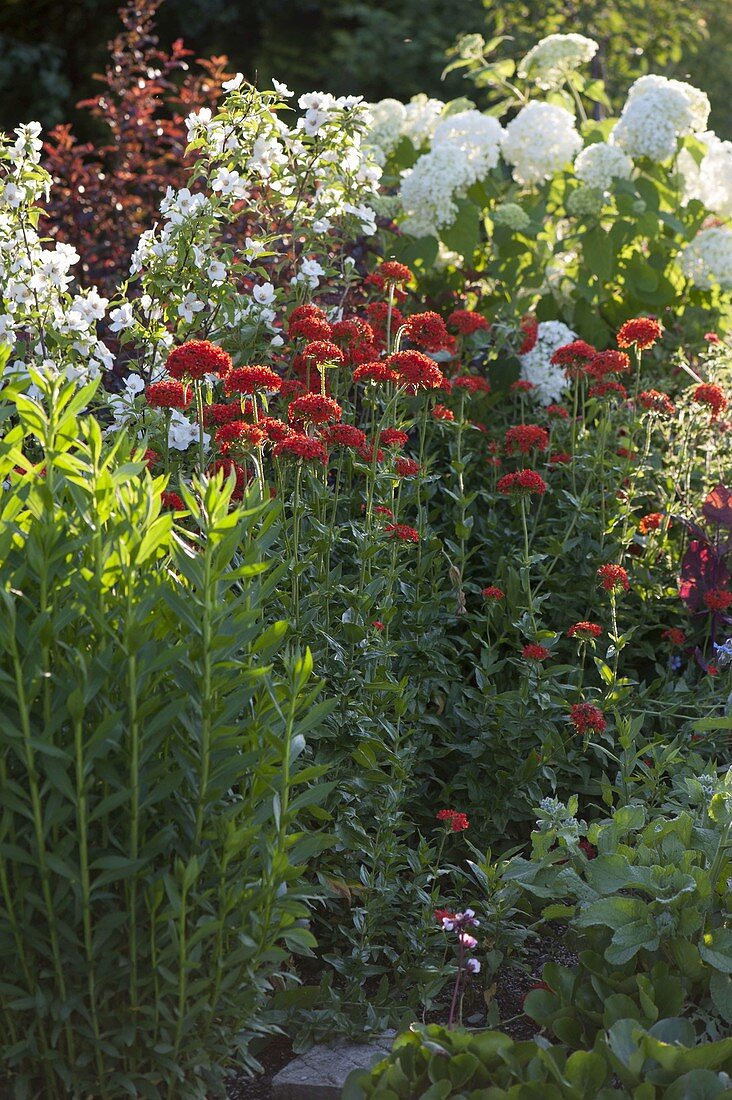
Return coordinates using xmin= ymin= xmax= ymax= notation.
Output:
xmin=518 ymin=320 xmax=577 ymax=404
xmin=365 ymin=33 xmax=732 ymax=342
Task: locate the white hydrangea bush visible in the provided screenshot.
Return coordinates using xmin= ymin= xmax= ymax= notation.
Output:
xmin=519 ymin=320 xmax=577 ymax=405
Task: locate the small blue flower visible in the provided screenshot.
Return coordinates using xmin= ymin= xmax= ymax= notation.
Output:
xmin=713 ymin=638 xmax=732 ymax=669
xmin=669 ymin=655 xmax=683 ymax=671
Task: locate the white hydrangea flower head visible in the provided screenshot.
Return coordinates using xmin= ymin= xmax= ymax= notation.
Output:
xmin=502 ymin=102 xmax=582 ymax=186
xmin=679 ymin=132 xmax=732 ymax=218
xmin=613 ymin=75 xmax=710 ymax=162
xmin=518 ymin=34 xmax=598 ymax=91
xmin=402 ymin=95 xmax=445 ymax=148
xmin=492 ymin=202 xmax=531 ymax=231
xmin=364 ymin=99 xmax=407 ymax=165
xmin=574 ymin=141 xmax=633 ymax=191
xmin=519 ymin=319 xmax=577 ymax=404
xmin=678 ymin=227 xmax=732 ymax=291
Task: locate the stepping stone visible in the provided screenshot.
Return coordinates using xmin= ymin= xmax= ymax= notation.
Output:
xmin=271 ymin=1033 xmax=395 ymax=1099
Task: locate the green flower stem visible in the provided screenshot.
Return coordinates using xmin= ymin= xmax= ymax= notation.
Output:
xmin=194 ymin=380 xmax=206 ymax=479
xmin=519 ymin=494 xmax=537 ymax=632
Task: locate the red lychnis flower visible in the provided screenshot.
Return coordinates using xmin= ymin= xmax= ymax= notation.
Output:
xmin=588 ymin=380 xmax=628 ymax=399
xmin=453 ymin=375 xmax=491 ymax=394
xmin=225 ymin=365 xmax=282 ymax=394
xmin=436 ymin=809 xmax=470 ymax=832
xmin=273 ymin=433 xmax=328 ymax=463
xmin=380 ymin=428 xmax=409 ymax=448
xmin=353 ymin=361 xmax=399 ymax=385
xmin=259 ymin=416 xmax=291 ymax=443
xmin=386 ymin=350 xmax=446 ymax=391
xmin=550 ymin=340 xmax=597 ymax=379
xmin=519 ymin=315 xmax=538 ymax=354
xmin=522 ymin=644 xmax=550 ymax=661
xmin=548 ymin=452 xmax=572 ymax=466
xmin=288 ymin=393 xmax=343 ymax=425
xmin=617 ymin=317 xmax=663 ymax=350
xmin=510 ymin=380 xmax=535 ymax=394
xmin=301 ymin=340 xmax=345 ymax=367
xmin=145 ymin=380 xmax=191 ymax=409
xmin=567 ymin=622 xmax=602 ymax=640
xmin=366 ymin=301 xmax=405 ymax=341
xmin=203 ymin=401 xmax=252 ymax=426
xmin=597 ymin=564 xmax=629 ymax=592
xmin=279 ymin=379 xmax=307 ymax=399
xmin=375 ymin=260 xmax=412 ymax=285
xmin=432 ymin=404 xmax=455 ymax=422
xmin=704 ymin=332 xmax=721 ymax=345
xmin=588 ymin=350 xmax=631 ymax=379
xmin=662 ymin=627 xmax=686 ymax=646
xmin=385 ymin=523 xmax=420 ymax=543
xmin=166 ymin=340 xmax=232 ymax=381
xmin=288 ymin=304 xmax=332 ymax=342
xmin=403 ymin=311 xmax=450 ymax=351
xmin=448 ymin=309 xmax=490 ymax=335
xmin=638 ymin=390 xmax=675 ymax=416
xmin=570 ymin=702 xmax=607 ymax=735
xmin=704 ymin=588 xmax=732 ymax=612
xmin=161 ymin=490 xmax=186 ymax=511
xmin=482 ymin=586 xmax=505 ymax=600
xmin=322 ymin=424 xmax=367 ymax=449
xmin=505 ymin=424 xmax=549 ymax=455
xmin=639 ymin=512 xmax=664 ymax=534
xmin=215 ymin=421 xmax=266 ymax=451
xmin=693 ymin=383 xmax=729 ymax=420
xmin=497 ymin=469 xmax=548 ymax=496
xmin=395 ymin=457 xmax=421 ymax=478
xmin=546 ymin=404 xmax=569 ymax=420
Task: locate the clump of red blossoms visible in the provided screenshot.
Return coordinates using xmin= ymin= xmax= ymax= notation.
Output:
xmin=380 ymin=428 xmax=409 ymax=448
xmin=385 ymin=523 xmax=420 ymax=543
xmin=145 ymin=379 xmax=191 ymax=409
xmin=161 ymin=490 xmax=186 ymax=511
xmin=436 ymin=809 xmax=470 ymax=832
xmin=259 ymin=417 xmax=291 ymax=443
xmin=505 ymin=424 xmax=549 ymax=455
xmin=288 ymin=393 xmax=342 ymax=425
xmin=638 ymin=390 xmax=675 ymax=416
xmin=288 ymin=303 xmax=332 ymax=342
xmin=693 ymin=383 xmax=729 ymax=420
xmin=639 ymin=512 xmax=664 ymax=534
xmin=548 ymin=452 xmax=572 ymax=466
xmin=374 ymin=505 xmax=395 ymax=518
xmin=662 ymin=627 xmax=686 ymax=646
xmin=279 ymin=379 xmax=307 ymax=400
xmin=482 ymin=586 xmax=505 ymax=600
xmin=550 ymin=340 xmax=597 ymax=379
xmin=497 ymin=469 xmax=548 ymax=496
xmin=387 ymin=350 xmax=446 ymax=391
xmin=522 ymin=644 xmax=550 ymax=661
xmin=453 ymin=375 xmax=491 ymax=394
xmin=273 ymin=433 xmax=328 ymax=464
xmin=448 ymin=309 xmax=490 ymax=335
xmin=704 ymin=588 xmax=732 ymax=612
xmin=215 ymin=421 xmax=266 ymax=451
xmin=166 ymin=340 xmax=232 ymax=381
xmin=588 ymin=380 xmax=628 ymax=400
xmin=357 ymin=443 xmax=385 ymax=464
xmin=617 ymin=317 xmax=663 ymax=350
xmin=546 ymin=404 xmax=569 ymax=420
xmin=353 ymin=361 xmax=399 ymax=385
xmin=322 ymin=424 xmax=367 ymax=449
xmin=704 ymin=332 xmax=721 ymax=345
xmin=395 ymin=457 xmax=421 ymax=477
xmin=519 ymin=315 xmax=538 ymax=354
xmin=567 ymin=622 xmax=602 ymax=640
xmin=366 ymin=301 xmax=405 ymax=341
xmin=301 ymin=340 xmax=346 ymax=367
xmin=373 ymin=620 xmax=385 ymax=631
xmin=225 ymin=365 xmax=282 ymax=394
xmin=203 ymin=401 xmax=252 ymax=427
xmin=570 ymin=702 xmax=607 ymax=735
xmin=374 ymin=260 xmax=412 ymax=286
xmin=588 ymin=350 xmax=632 ymax=378
xmin=143 ymin=449 xmax=158 ymax=468
xmin=403 ymin=311 xmax=450 ymax=351
xmin=330 ymin=318 xmax=378 ymax=364
xmin=432 ymin=404 xmax=455 ymax=422
xmin=510 ymin=380 xmax=535 ymax=395
xmin=597 ymin=564 xmax=630 ymax=592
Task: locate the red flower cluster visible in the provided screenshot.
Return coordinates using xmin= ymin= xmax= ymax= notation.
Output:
xmin=386 ymin=350 xmax=446 ymax=391
xmin=693 ymin=383 xmax=729 ymax=420
xmin=482 ymin=586 xmax=505 ymax=600
xmin=570 ymin=702 xmax=607 ymax=735
xmin=522 ymin=644 xmax=550 ymax=661
xmin=380 ymin=428 xmax=409 ymax=448
xmin=519 ymin=315 xmax=538 ymax=355
xmin=353 ymin=361 xmax=399 ymax=385
xmin=396 ymin=457 xmax=421 ymax=477
xmin=588 ymin=380 xmax=628 ymax=400
xmin=259 ymin=417 xmax=291 ymax=443
xmin=505 ymin=424 xmax=549 ymax=455
xmin=203 ymin=401 xmax=251 ymax=426
xmin=588 ymin=350 xmax=631 ymax=378
xmin=403 ymin=311 xmax=450 ymax=351
xmin=432 ymin=404 xmax=455 ymax=422
xmin=273 ymin=433 xmax=328 ymax=463
xmin=330 ymin=318 xmax=378 ymax=364
xmin=639 ymin=512 xmax=663 ymax=534
xmin=497 ymin=469 xmax=548 ymax=496
xmin=638 ymin=390 xmax=675 ymax=416
xmin=448 ymin=309 xmax=490 ymax=335
xmin=436 ymin=808 xmax=470 ymax=832
xmin=288 ymin=393 xmax=343 ymax=425
xmin=550 ymin=340 xmax=597 ymax=379
xmin=301 ymin=340 xmax=346 ymax=367
xmin=597 ymin=564 xmax=629 ymax=592
xmin=215 ymin=421 xmax=266 ymax=451
xmin=166 ymin=340 xmax=232 ymax=381
xmin=322 ymin=424 xmax=367 ymax=449
xmin=385 ymin=523 xmax=420 ymax=543
xmin=567 ymin=622 xmax=602 ymax=640
xmin=617 ymin=317 xmax=663 ymax=350
xmin=289 ymin=303 xmax=332 ymax=342
xmin=510 ymin=380 xmax=535 ymax=394
xmin=662 ymin=627 xmax=686 ymax=646
xmin=161 ymin=490 xmax=186 ymax=511
xmin=548 ymin=452 xmax=572 ymax=466
xmin=546 ymin=404 xmax=569 ymax=420
xmin=225 ymin=365 xmax=282 ymax=394
xmin=366 ymin=301 xmax=405 ymax=341
xmin=452 ymin=375 xmax=491 ymax=394
xmin=704 ymin=588 xmax=732 ymax=611
xmin=145 ymin=380 xmax=191 ymax=409
xmin=375 ymin=260 xmax=412 ymax=285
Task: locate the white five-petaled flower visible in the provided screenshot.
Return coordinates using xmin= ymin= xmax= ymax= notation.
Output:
xmin=178 ymin=292 xmax=205 ymax=323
